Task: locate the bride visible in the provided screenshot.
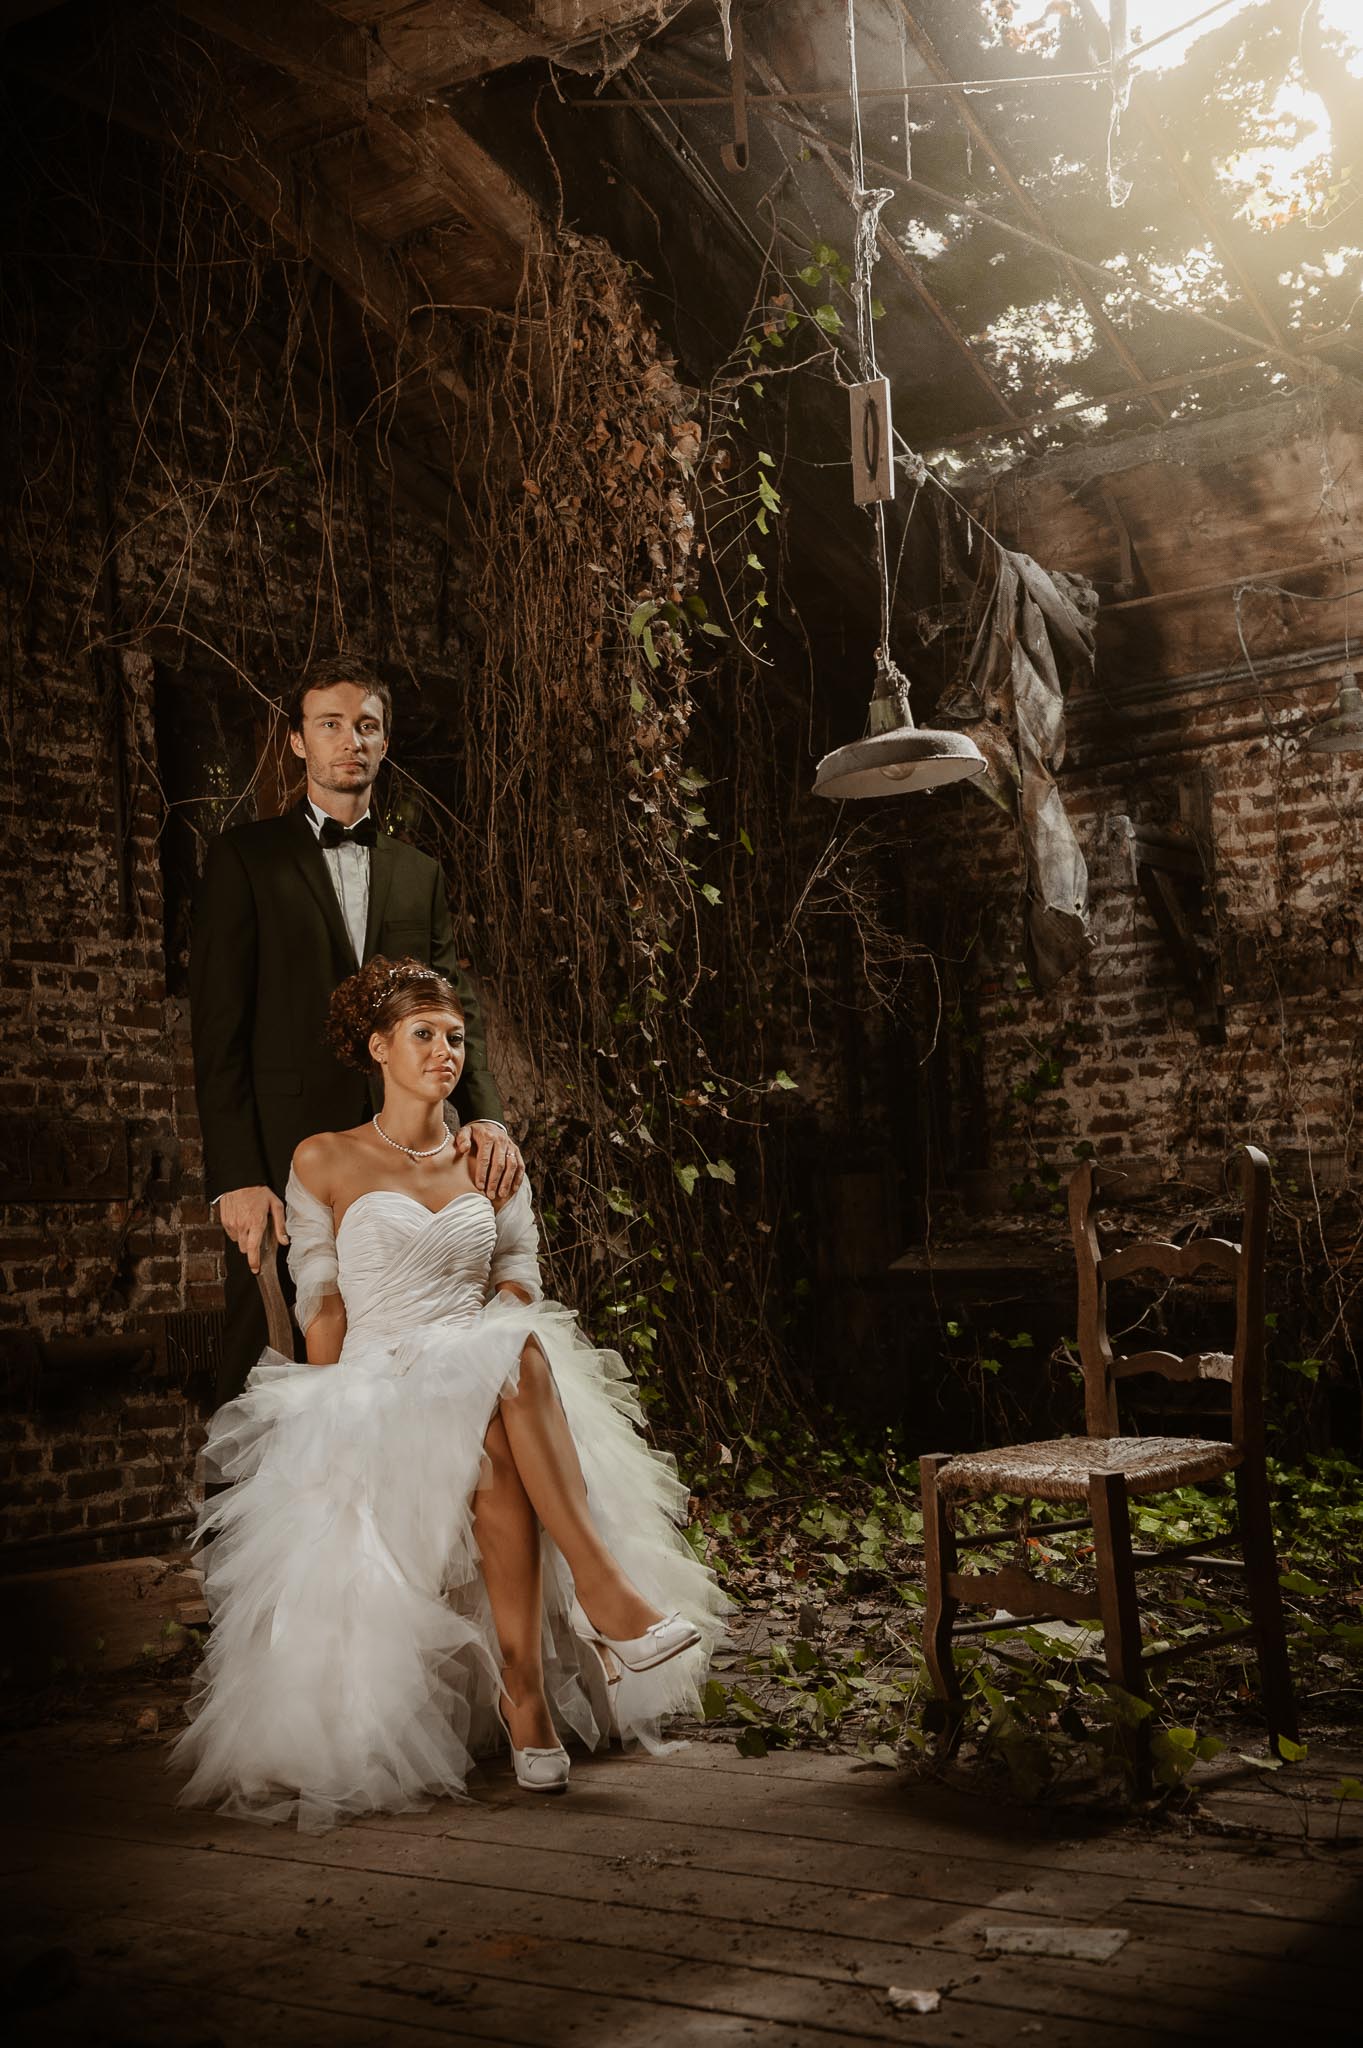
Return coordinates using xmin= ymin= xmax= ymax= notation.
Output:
xmin=173 ymin=956 xmax=725 ymax=1830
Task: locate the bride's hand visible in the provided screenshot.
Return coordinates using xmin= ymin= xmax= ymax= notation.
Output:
xmin=459 ymin=1123 xmax=524 ymax=1204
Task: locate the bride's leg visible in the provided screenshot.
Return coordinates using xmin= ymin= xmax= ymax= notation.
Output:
xmin=473 ymin=1411 xmax=558 ymax=1752
xmin=497 ymin=1340 xmax=662 ymax=1642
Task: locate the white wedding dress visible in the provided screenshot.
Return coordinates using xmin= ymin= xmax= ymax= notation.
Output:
xmin=172 ymin=1171 xmax=726 ymax=1831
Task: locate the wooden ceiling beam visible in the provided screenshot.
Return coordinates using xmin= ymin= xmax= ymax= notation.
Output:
xmin=169 ymin=0 xmax=539 ymax=298
xmin=24 ymin=48 xmax=472 ymax=404
xmin=170 ymin=0 xmax=374 ymax=110
xmin=373 ymin=104 xmax=539 ymax=259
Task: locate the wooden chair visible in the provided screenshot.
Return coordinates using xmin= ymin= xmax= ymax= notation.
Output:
xmin=919 ymin=1144 xmax=1298 ymax=1767
xmin=256 ymin=1218 xmax=297 ymax=1358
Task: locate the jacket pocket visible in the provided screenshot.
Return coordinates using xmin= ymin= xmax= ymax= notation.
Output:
xmin=382 ymin=924 xmax=427 ymax=958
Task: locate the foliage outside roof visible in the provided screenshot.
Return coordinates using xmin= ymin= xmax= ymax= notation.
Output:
xmin=562 ymin=0 xmax=1362 ymax=479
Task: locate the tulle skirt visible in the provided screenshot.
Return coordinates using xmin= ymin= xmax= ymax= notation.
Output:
xmin=171 ymin=1296 xmax=726 ymax=1831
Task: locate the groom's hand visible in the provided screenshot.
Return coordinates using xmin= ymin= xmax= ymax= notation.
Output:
xmin=219 ymin=1185 xmax=290 ymax=1274
xmin=460 ymin=1123 xmax=524 ymax=1203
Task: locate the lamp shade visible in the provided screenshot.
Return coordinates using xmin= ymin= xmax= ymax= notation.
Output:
xmin=813 ymin=724 xmax=988 ymax=800
xmin=1305 ymin=672 xmax=1363 ymax=755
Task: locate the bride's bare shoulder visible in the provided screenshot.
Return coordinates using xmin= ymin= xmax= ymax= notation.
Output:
xmin=292 ymin=1129 xmax=360 ymax=1199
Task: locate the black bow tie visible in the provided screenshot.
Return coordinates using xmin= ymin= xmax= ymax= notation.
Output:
xmin=318 ymin=815 xmax=377 ymax=850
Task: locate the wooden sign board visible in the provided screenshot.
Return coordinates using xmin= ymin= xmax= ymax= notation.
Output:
xmin=849 ymin=377 xmax=894 ymax=506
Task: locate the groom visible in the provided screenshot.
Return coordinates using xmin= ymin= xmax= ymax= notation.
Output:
xmin=190 ymin=656 xmax=522 ymax=1404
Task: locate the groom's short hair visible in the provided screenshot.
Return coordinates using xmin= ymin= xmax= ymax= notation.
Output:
xmin=287 ymin=657 xmax=393 ymax=736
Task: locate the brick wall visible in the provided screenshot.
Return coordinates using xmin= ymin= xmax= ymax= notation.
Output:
xmin=0 ymin=125 xmax=475 ymax=1566
xmin=906 ymin=649 xmax=1363 ymax=1213
xmin=870 ymin=403 xmax=1363 ymax=1430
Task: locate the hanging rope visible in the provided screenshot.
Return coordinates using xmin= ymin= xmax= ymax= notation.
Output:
xmin=844 ymin=0 xmax=912 ymax=730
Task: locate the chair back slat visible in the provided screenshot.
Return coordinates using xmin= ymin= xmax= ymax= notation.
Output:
xmin=1112 ymin=1349 xmax=1234 ymax=1383
xmin=1100 ymin=1237 xmax=1240 ymax=1285
xmin=1070 ymin=1145 xmax=1270 ymax=1449
xmin=256 ymin=1218 xmax=297 ymax=1359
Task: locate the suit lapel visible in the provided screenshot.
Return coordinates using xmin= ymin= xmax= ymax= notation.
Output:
xmin=286 ymin=803 xmax=358 ymax=971
xmin=363 ymin=828 xmax=395 ymax=962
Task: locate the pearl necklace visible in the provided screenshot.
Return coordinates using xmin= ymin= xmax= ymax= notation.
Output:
xmin=372 ymin=1116 xmax=452 ymax=1161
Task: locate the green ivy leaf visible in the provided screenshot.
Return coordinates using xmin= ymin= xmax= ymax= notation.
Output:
xmin=812 ymin=303 xmax=843 ymax=334
xmin=674 ymin=1164 xmax=700 ymax=1196
xmin=629 ymin=685 xmax=646 ymax=712
xmin=628 ymin=600 xmax=658 ymax=638
xmin=773 ymin=1069 xmax=798 ymax=1090
xmin=869 ymin=296 xmax=887 ymax=319
xmin=745 ymin=1465 xmax=777 ymax=1500
xmin=757 ymin=472 xmax=781 ymax=512
xmin=700 ymin=621 xmax=728 ymax=637
xmin=738 ymin=827 xmax=754 ymax=854
xmin=735 ymin=1726 xmax=768 ymax=1758
xmin=707 ymin=1157 xmax=737 ymax=1185
xmin=811 ymin=241 xmax=840 ymax=268
xmin=700 ymin=882 xmax=722 ymax=906
xmin=1280 ymin=1570 xmax=1330 ymax=1596
xmin=699 ymin=1678 xmax=728 ymax=1720
xmin=796 ymin=262 xmax=824 ymax=285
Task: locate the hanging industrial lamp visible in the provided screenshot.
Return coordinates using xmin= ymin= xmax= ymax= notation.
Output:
xmin=812 ymin=0 xmax=986 ymax=805
xmin=813 ymin=675 xmax=991 ymax=798
xmin=1304 ymin=670 xmax=1363 ymax=755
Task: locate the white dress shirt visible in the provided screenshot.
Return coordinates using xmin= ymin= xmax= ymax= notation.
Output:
xmin=307 ymin=797 xmax=370 ymax=966
xmin=305 ymin=797 xmax=505 ymax=1137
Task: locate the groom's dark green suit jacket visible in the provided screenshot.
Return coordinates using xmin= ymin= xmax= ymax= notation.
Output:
xmin=191 ymin=804 xmax=504 ymax=1201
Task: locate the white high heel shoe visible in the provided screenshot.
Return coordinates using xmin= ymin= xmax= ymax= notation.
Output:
xmin=496 ymin=1697 xmax=570 ymax=1794
xmin=573 ymin=1606 xmax=702 ymax=1674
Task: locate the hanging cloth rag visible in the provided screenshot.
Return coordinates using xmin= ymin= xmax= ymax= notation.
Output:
xmin=941 ymin=551 xmax=1099 ymax=991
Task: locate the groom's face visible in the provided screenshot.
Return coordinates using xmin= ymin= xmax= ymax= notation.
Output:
xmin=290 ymin=684 xmax=389 ymax=800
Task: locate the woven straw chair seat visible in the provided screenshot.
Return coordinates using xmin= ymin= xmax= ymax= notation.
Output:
xmin=936 ymin=1434 xmax=1240 ymax=1506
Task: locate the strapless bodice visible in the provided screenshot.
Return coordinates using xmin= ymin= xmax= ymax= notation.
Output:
xmin=336 ymin=1189 xmax=497 ymax=1350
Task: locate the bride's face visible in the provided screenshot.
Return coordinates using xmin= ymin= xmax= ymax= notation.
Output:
xmin=373 ymin=1005 xmax=466 ymax=1101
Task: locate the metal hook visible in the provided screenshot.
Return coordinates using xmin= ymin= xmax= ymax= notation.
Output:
xmin=720 ymin=4 xmax=749 ymax=173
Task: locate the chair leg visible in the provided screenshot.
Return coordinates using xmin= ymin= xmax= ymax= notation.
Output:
xmin=1088 ymin=1470 xmax=1150 ymax=1793
xmin=920 ymin=1454 xmax=963 ymax=1751
xmin=1234 ymin=1460 xmax=1299 ymax=1751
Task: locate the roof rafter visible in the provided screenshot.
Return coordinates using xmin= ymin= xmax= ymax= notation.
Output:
xmin=890 ymin=1 xmax=1168 ymax=423
xmin=1074 ymin=0 xmax=1292 ymax=358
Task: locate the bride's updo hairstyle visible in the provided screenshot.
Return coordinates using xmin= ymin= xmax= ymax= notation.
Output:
xmin=327 ymin=956 xmax=464 ymax=1073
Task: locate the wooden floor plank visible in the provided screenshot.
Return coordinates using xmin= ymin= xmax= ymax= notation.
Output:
xmin=10 ymin=1786 xmax=1360 ymax=1957
xmin=8 ymin=1740 xmax=1360 ymax=2048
